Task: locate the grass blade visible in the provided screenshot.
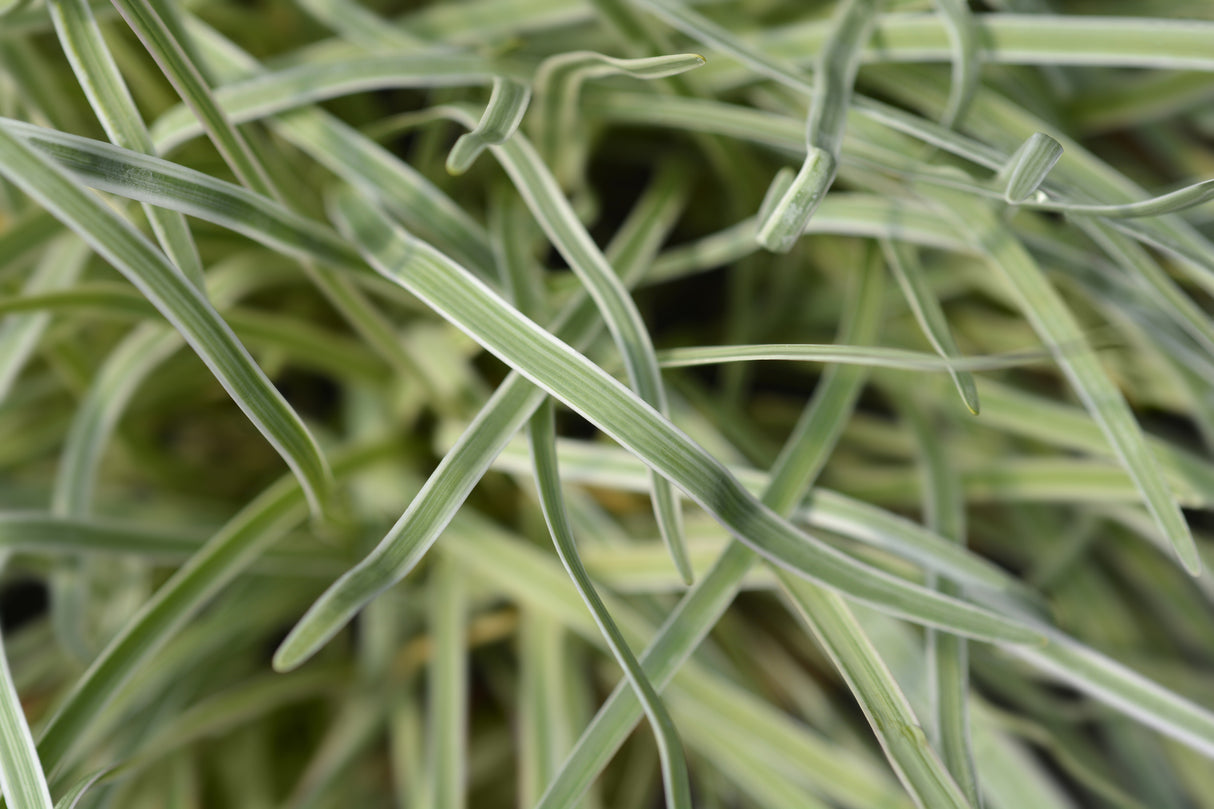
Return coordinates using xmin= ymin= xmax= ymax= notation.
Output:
xmin=625 ymin=0 xmax=809 ymax=92
xmin=32 ymin=443 xmax=391 ymax=778
xmin=495 ymin=175 xmax=689 ymax=808
xmin=779 ymin=579 xmax=974 ymax=809
xmin=0 ymin=237 xmax=88 ymax=401
xmin=531 ymin=50 xmax=704 ymax=187
xmin=447 ymin=78 xmax=530 ymax=175
xmin=1000 ymin=132 xmax=1064 ymax=203
xmin=1010 ymin=630 xmax=1214 ymax=758
xmin=48 ymin=0 xmax=203 ymax=287
xmin=427 ymin=556 xmax=467 ymax=809
xmin=766 ymin=258 xmax=975 ymax=809
xmin=0 ymin=124 xmax=333 ymax=515
xmin=535 ymin=238 xmax=977 ymax=809
xmin=757 ymin=0 xmax=875 ymax=251
xmin=1030 ymin=179 xmax=1214 ymax=219
xmin=469 ymin=432 xmax=1041 ymax=605
xmin=905 ymin=402 xmax=984 ymax=808
xmin=2 ymin=120 xmax=363 ymax=273
xmin=5 ymin=4 xmax=1211 ymax=805
xmin=516 ymin=615 xmax=569 ymax=808
xmin=0 ymin=624 xmax=54 ymax=809
xmin=161 ymin=18 xmax=499 ymax=277
xmin=109 ymin=0 xmax=274 ymax=195
xmin=115 ymin=2 xmax=423 ymax=386
xmin=881 ymin=238 xmax=981 ymax=413
xmin=928 ymin=186 xmax=1199 ymax=574
xmin=529 ymin=400 xmax=692 ymax=809
xmin=269 ymin=165 xmax=690 ymax=675
xmin=933 ymin=0 xmax=981 ymax=128
xmin=303 ymin=189 xmax=1038 ymax=661
xmin=444 ymin=106 xmax=694 ymax=584
xmin=655 ymin=343 xmax=1046 ymax=372
xmin=149 ymin=54 xmax=514 ymax=152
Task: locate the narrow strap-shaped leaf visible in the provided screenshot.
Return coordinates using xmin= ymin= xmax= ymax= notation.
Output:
xmin=46 ymin=256 xmax=355 ymax=542
xmin=655 ymin=343 xmax=1047 ymax=372
xmin=149 ymin=53 xmax=515 ymax=152
xmin=270 ymin=165 xmax=690 ymax=676
xmin=51 ymin=767 xmax=111 ymax=809
xmin=489 ymin=195 xmax=593 ymax=809
xmin=32 ymin=442 xmax=392 ymax=778
xmin=905 ymin=402 xmax=983 ymax=808
xmin=1074 ymin=215 xmax=1214 ymax=359
xmin=1 ymin=119 xmax=365 ymax=274
xmin=316 ymin=190 xmax=1039 ymax=641
xmin=48 ymin=0 xmax=203 ymax=287
xmin=1010 ymin=629 xmax=1214 ymax=758
xmin=756 ymin=0 xmax=875 ymax=251
xmin=756 ymin=149 xmax=837 ymax=253
xmin=933 ymin=0 xmax=980 ymax=129
xmin=768 ymin=256 xmax=975 ymax=809
xmin=531 ymin=50 xmax=704 ymax=187
xmin=966 ymin=380 xmax=1214 ymax=512
xmin=14 ymin=116 xmax=418 ymax=383
xmin=0 ymin=236 xmax=88 ymax=401
xmin=443 ymin=515 xmax=907 ymax=809
xmin=489 ymin=185 xmax=547 ymax=319
xmin=881 ymin=239 xmax=980 ymax=413
xmin=692 ymin=13 xmax=1214 ymax=89
xmin=516 ymin=614 xmax=568 ymax=807
xmin=48 ymin=327 xmax=172 ymax=668
xmin=1030 ymin=179 xmax=1214 ymax=219
xmin=529 ymin=400 xmax=692 ymax=809
xmin=451 ymin=106 xmax=694 ymax=583
xmin=52 ymin=325 xmax=181 ymax=513
xmin=11 ymin=111 xmax=973 ymax=302
xmin=846 ymin=82 xmax=1214 ymax=300
xmin=447 ymin=78 xmax=530 ymax=175
xmin=293 ymin=0 xmax=429 ymax=50
xmin=625 ymin=0 xmax=811 ymax=92
xmin=801 ymin=0 xmax=875 ymax=163
xmin=928 ymin=186 xmax=1199 ymax=573
xmin=109 ymin=0 xmax=276 ymax=195
xmin=0 ymin=624 xmax=54 ymax=809
xmin=472 ymin=433 xmax=1042 ymax=605
xmin=497 ymin=173 xmax=689 ymax=796
xmin=45 ymin=0 xmax=210 ymax=660
xmin=838 ymin=143 xmax=1214 ymax=222
xmin=999 ymin=132 xmax=1064 ymax=203
xmin=780 ymin=579 xmax=974 ymax=809
xmin=281 ymin=187 xmax=1039 ymax=671
xmin=535 ymin=262 xmax=896 ymax=809
xmin=427 ymin=556 xmax=467 ymax=809
xmin=447 ymin=499 xmax=1214 ymax=794
xmin=115 ymin=4 xmax=421 ymax=386
xmin=597 ymin=81 xmax=1214 ymax=287
xmin=0 ymin=123 xmax=333 ymax=515
xmin=174 ymin=18 xmax=497 ymax=279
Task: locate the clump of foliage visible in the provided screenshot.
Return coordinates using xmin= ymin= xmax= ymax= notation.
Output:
xmin=1 ymin=1 xmax=1214 ymax=807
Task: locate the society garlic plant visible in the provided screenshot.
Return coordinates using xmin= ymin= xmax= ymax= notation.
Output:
xmin=1 ymin=0 xmax=1213 ymax=808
